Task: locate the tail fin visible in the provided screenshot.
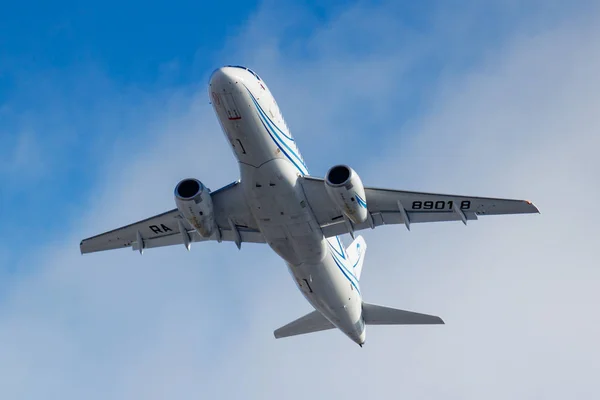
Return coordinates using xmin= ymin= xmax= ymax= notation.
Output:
xmin=274 ymin=310 xmax=335 ymax=339
xmin=346 ymin=235 xmax=367 ymax=280
xmin=362 ymin=303 xmax=444 ymax=325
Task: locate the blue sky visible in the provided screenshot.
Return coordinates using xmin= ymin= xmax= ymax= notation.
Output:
xmin=2 ymin=0 xmax=260 ymax=271
xmin=1 ymin=1 xmax=258 ymax=84
xmin=0 ymin=0 xmax=570 ymax=264
xmin=2 ymin=1 xmax=600 ymax=398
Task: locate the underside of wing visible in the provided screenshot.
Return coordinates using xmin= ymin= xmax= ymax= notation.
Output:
xmin=300 ymin=176 xmax=539 ymax=237
xmin=80 ymin=181 xmax=264 ymax=254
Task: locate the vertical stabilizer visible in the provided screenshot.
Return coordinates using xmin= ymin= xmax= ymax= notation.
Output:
xmin=346 ymin=235 xmax=367 ymax=280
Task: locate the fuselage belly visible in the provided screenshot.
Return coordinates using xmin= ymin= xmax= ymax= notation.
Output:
xmin=209 ymin=67 xmax=365 ymax=344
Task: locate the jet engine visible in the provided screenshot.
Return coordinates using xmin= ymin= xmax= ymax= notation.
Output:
xmin=324 ymin=165 xmax=368 ymax=225
xmin=174 ymin=178 xmax=217 ymax=238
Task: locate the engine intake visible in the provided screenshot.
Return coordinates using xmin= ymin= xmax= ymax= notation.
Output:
xmin=174 ymin=178 xmax=216 ymax=238
xmin=324 ymin=165 xmax=368 ymax=225
xmin=176 ymin=179 xmax=201 ymax=199
xmin=327 ymin=165 xmax=351 ymax=185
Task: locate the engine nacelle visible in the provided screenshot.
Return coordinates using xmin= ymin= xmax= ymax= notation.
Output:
xmin=324 ymin=165 xmax=368 ymax=225
xmin=174 ymin=178 xmax=216 ymax=238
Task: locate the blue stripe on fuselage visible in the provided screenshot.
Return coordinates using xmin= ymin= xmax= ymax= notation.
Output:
xmin=257 ymin=118 xmax=308 ymax=175
xmin=330 ymin=251 xmax=361 ymax=294
xmin=329 ymin=236 xmax=346 ymax=259
xmin=252 ymin=97 xmax=308 ymax=171
xmin=245 ymin=87 xmax=296 ymax=142
xmin=327 ymin=239 xmax=360 ymax=292
xmin=244 ymin=87 xmax=309 ymax=174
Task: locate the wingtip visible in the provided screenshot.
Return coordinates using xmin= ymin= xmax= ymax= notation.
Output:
xmin=524 ymin=200 xmax=541 ymax=214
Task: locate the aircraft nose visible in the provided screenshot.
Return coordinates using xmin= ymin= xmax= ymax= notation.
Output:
xmin=209 ymin=67 xmax=234 ymax=88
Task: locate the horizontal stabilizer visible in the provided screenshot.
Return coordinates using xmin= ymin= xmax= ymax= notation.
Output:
xmin=274 ymin=310 xmax=335 ymax=339
xmin=362 ymin=303 xmax=444 ymax=325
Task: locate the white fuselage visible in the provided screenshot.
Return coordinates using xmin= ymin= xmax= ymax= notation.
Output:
xmin=209 ymin=66 xmax=365 ymax=344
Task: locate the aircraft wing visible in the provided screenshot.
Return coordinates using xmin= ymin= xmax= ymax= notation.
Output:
xmin=80 ymin=181 xmax=264 ymax=254
xmin=300 ymin=176 xmax=539 ymax=237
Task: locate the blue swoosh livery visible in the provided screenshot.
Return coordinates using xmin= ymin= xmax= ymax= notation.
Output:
xmin=245 ymin=87 xmax=309 ymax=175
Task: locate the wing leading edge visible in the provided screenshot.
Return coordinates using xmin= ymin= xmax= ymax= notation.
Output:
xmin=80 ymin=181 xmax=264 ymax=254
xmin=300 ymin=176 xmax=539 ymax=237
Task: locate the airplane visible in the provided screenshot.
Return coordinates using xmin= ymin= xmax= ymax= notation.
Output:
xmin=80 ymin=65 xmax=539 ymax=347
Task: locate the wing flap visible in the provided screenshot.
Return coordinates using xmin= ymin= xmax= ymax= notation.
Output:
xmin=380 ymin=210 xmax=479 ymax=224
xmin=320 ymin=210 xmax=480 ymax=238
xmin=130 ymin=227 xmax=266 ymax=252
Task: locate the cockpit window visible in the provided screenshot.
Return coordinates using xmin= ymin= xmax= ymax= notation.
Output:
xmin=225 ymin=65 xmax=261 ymax=81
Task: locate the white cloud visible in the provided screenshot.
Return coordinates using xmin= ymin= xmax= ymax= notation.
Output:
xmin=2 ymin=2 xmax=600 ymax=399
